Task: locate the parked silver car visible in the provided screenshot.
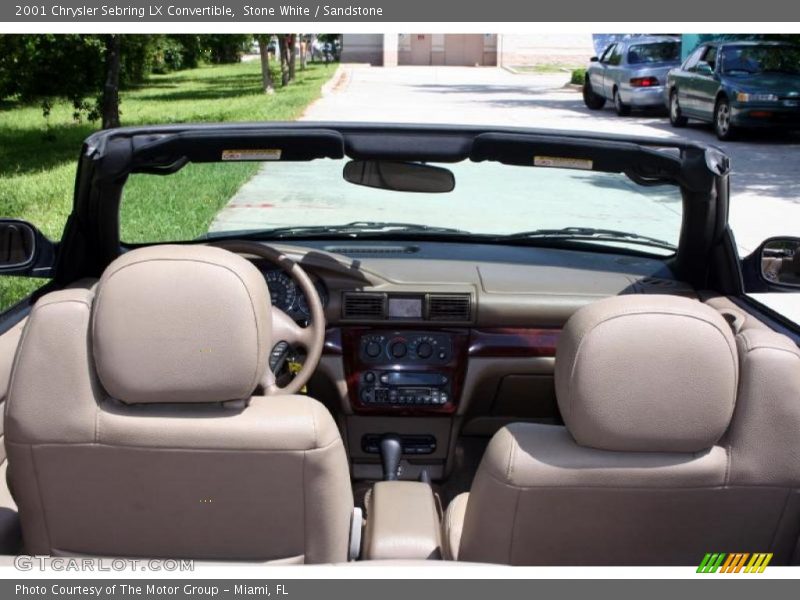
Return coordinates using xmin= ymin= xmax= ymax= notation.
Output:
xmin=583 ymin=36 xmax=682 ymax=115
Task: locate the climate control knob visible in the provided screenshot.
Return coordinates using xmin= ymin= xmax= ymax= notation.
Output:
xmin=365 ymin=341 xmax=382 ymax=358
xmin=416 ymin=342 xmax=433 ymax=359
xmin=390 ymin=341 xmax=408 ymax=358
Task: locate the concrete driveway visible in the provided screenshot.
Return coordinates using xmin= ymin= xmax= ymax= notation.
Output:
xmin=214 ymin=65 xmax=800 ymax=255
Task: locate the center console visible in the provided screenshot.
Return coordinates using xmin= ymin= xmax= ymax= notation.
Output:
xmin=362 ymin=480 xmax=442 ymax=560
xmin=343 ymin=329 xmax=469 ymax=415
xmin=333 ymin=328 xmax=469 ymax=482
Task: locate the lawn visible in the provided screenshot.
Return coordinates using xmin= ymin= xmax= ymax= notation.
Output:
xmin=0 ymin=59 xmax=337 ymax=309
xmin=509 ymin=63 xmax=582 ymax=74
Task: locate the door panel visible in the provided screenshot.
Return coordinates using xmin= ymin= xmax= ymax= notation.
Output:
xmin=409 ymin=34 xmax=432 ymax=66
xmin=678 ymin=46 xmax=706 ymax=114
xmin=0 ymin=317 xmax=23 ymax=554
xmin=603 ymin=44 xmax=624 ymax=97
xmin=0 ymin=319 xmax=23 ymax=403
xmin=591 ymin=44 xmax=613 ymax=96
xmin=694 ymin=47 xmax=720 ymax=118
xmin=444 ymin=34 xmax=484 ymax=66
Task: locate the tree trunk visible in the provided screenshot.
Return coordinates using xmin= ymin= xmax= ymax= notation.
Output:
xmin=101 ymin=34 xmax=121 ymax=129
xmin=257 ymin=35 xmax=274 ymax=94
xmin=288 ymin=34 xmax=296 ymax=82
xmin=299 ymin=36 xmax=308 ymax=70
xmin=278 ymin=35 xmax=290 ymax=86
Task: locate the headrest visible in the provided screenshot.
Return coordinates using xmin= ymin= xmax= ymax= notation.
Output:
xmin=555 ymin=295 xmax=737 ymax=453
xmin=93 ymin=245 xmax=271 ymax=404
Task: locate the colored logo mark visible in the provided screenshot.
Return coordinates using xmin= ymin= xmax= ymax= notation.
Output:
xmin=697 ymin=553 xmax=773 ymax=573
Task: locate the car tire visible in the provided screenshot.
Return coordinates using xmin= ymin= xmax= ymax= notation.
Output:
xmin=582 ymin=77 xmax=606 ymax=110
xmin=714 ymin=97 xmax=737 ymax=141
xmin=669 ymin=89 xmax=688 ymax=127
xmin=613 ymin=88 xmax=631 ymax=116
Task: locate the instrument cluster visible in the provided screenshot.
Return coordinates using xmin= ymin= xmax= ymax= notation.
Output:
xmin=261 ymin=268 xmax=328 ymax=321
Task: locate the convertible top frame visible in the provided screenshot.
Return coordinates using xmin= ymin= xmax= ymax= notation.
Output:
xmin=57 ymin=122 xmax=735 ymax=292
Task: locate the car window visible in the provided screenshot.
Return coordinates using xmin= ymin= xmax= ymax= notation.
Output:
xmin=627 ymin=41 xmax=680 ymax=65
xmin=701 ymin=46 xmax=718 ymax=70
xmin=120 ymin=159 xmax=684 ymax=256
xmin=720 ymin=44 xmax=800 ymax=75
xmin=682 ymin=46 xmax=706 ymax=71
xmin=599 ymin=44 xmax=616 ymax=64
xmin=608 ymin=44 xmax=623 ymax=66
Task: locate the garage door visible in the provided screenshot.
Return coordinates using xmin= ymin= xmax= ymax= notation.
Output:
xmin=444 ymin=35 xmax=485 ymax=66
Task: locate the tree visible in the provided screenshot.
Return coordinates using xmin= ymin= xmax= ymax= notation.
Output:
xmin=288 ymin=34 xmax=297 ymax=81
xmin=101 ymin=35 xmax=121 ymax=129
xmin=256 ymin=35 xmax=275 ymax=94
xmin=276 ymin=34 xmax=298 ymax=86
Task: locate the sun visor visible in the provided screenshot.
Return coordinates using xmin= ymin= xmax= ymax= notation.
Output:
xmin=469 ymin=132 xmax=683 ymax=183
xmin=129 ymin=129 xmax=345 ymax=173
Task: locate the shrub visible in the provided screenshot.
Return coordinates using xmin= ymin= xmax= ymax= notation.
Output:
xmin=570 ymin=68 xmax=587 ymax=85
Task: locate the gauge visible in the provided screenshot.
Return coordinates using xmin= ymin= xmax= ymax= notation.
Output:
xmin=264 ymin=270 xmax=297 ymax=312
xmin=296 ymin=281 xmax=328 ymax=318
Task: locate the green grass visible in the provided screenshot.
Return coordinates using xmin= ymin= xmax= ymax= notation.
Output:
xmin=120 ymin=162 xmax=259 ymax=242
xmin=510 ymin=63 xmax=582 ymax=74
xmin=0 ymin=60 xmax=337 ymax=309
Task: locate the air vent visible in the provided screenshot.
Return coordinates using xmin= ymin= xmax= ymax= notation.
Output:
xmin=639 ymin=277 xmax=676 ymax=288
xmin=325 ymin=245 xmax=419 ymax=256
xmin=342 ymin=293 xmax=386 ymax=319
xmin=427 ymin=294 xmax=471 ymax=322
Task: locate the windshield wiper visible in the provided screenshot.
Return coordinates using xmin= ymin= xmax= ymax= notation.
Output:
xmin=204 ymin=221 xmax=471 ymax=240
xmin=498 ymin=227 xmax=676 ymax=251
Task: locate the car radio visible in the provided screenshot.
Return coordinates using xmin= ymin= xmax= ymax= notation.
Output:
xmin=346 ymin=329 xmax=465 ymax=413
xmin=359 ymin=370 xmax=451 ymax=407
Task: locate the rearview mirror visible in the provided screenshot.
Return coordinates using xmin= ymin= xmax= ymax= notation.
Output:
xmin=0 ymin=219 xmax=54 ymax=276
xmin=343 ymin=160 xmax=455 ymax=193
xmin=760 ymin=237 xmax=800 ymax=288
xmin=590 ymin=56 xmax=599 ymax=62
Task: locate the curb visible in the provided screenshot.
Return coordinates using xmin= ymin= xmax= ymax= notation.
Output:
xmin=320 ymin=65 xmax=348 ymax=97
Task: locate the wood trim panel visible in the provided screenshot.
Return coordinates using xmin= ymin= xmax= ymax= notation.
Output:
xmin=468 ymin=328 xmax=561 ymax=358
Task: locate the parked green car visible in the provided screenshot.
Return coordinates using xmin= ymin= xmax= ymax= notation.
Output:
xmin=665 ymin=41 xmax=800 ymax=140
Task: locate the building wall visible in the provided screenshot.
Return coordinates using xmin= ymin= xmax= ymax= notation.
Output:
xmin=342 ymin=34 xmax=593 ymax=68
xmin=398 ymin=34 xmax=497 ymax=66
xmin=498 ymin=34 xmax=594 ymax=67
xmin=340 ymin=33 xmax=384 ymax=65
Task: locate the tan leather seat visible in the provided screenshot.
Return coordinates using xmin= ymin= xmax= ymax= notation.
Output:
xmin=443 ymin=295 xmax=800 ymax=565
xmin=4 ymin=245 xmax=353 ymax=562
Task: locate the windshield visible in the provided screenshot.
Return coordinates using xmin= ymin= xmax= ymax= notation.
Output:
xmin=627 ymin=41 xmax=680 ymax=65
xmin=120 ymin=159 xmax=683 ymax=255
xmin=720 ymin=44 xmax=800 ymax=75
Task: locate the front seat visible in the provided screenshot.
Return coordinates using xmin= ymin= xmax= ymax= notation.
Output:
xmin=443 ymin=295 xmax=800 ymax=565
xmin=4 ymin=245 xmax=354 ymax=563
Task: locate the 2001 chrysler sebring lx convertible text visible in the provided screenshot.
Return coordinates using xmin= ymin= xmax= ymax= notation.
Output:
xmin=0 ymin=123 xmax=798 ymax=566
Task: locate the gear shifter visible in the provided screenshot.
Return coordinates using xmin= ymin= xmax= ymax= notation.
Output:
xmin=379 ymin=434 xmax=403 ymax=481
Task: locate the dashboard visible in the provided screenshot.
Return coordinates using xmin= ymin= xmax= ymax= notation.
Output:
xmin=240 ymin=241 xmax=691 ymax=479
xmin=258 ymin=267 xmax=329 ymax=321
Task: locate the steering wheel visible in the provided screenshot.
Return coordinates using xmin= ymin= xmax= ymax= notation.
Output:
xmin=211 ymin=240 xmax=325 ymax=396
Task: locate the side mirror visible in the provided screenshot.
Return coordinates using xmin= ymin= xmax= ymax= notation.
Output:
xmin=694 ymin=63 xmax=714 ymax=76
xmin=759 ymin=237 xmax=800 ymax=288
xmin=0 ymin=219 xmax=55 ymax=277
xmin=590 ymin=56 xmax=599 ymax=62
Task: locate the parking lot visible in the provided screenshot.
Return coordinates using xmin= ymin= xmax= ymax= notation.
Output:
xmin=306 ymin=66 xmax=800 ymax=255
xmin=213 ymin=65 xmax=800 ymax=257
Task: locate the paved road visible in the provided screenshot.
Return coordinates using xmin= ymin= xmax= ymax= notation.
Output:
xmin=213 ymin=66 xmax=800 ymax=255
